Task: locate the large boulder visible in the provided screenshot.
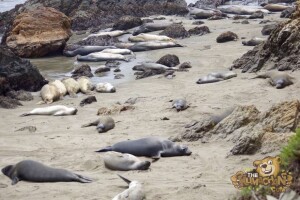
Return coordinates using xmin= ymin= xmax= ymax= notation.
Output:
xmin=156 ymin=54 xmax=180 ymax=67
xmin=216 ymin=31 xmax=238 ymax=43
xmin=192 ymin=0 xmax=225 ymax=9
xmin=159 ymin=24 xmax=190 ymax=39
xmin=4 ymin=7 xmax=71 ymax=58
xmin=112 ymin=16 xmax=143 ymax=30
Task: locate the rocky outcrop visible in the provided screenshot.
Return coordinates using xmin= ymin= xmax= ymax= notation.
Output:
xmin=280 ymin=7 xmax=296 ymax=18
xmin=112 ymin=16 xmax=143 ymax=30
xmin=4 ymin=7 xmax=71 ymax=58
xmin=159 ymin=24 xmax=190 ymax=39
xmin=192 ymin=0 xmax=225 ymax=9
xmin=156 ymin=54 xmax=180 ymax=67
xmin=216 ymin=31 xmax=238 ymax=43
xmin=261 ymin=23 xmax=277 ymax=35
xmin=71 ymin=64 xmax=93 ymax=78
xmin=171 ymin=100 xmax=300 ymax=155
xmin=0 ymin=0 xmax=188 ymax=34
xmin=188 ymin=26 xmax=210 ymax=36
xmin=231 ymin=5 xmax=300 ymax=72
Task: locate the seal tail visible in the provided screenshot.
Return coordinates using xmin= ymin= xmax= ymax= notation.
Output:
xmin=20 ymin=113 xmax=30 ymax=117
xmin=75 ymin=174 xmax=93 ymax=183
xmin=95 ymin=146 xmax=113 ymax=153
xmin=117 ymin=174 xmax=131 ymax=184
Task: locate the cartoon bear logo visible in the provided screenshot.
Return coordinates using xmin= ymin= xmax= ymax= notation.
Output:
xmin=253 ymin=156 xmax=281 ymax=177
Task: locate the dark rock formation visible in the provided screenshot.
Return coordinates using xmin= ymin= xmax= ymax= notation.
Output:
xmin=6 ymin=90 xmax=33 ymax=101
xmin=0 ymin=96 xmax=23 ymax=109
xmin=188 ymin=26 xmax=210 ymax=36
xmin=159 ymin=24 xmax=190 ymax=39
xmin=248 ymin=11 xmax=264 ymax=19
xmin=216 ymin=31 xmax=238 ymax=43
xmin=95 ymin=66 xmax=110 ymax=74
xmin=71 ymin=64 xmax=93 ymax=78
xmin=156 ymin=54 xmax=180 ymax=67
xmin=280 ymin=7 xmax=296 ymax=18
xmin=261 ymin=24 xmax=277 ymax=35
xmin=192 ymin=0 xmax=225 ymax=9
xmin=112 ymin=16 xmax=143 ymax=30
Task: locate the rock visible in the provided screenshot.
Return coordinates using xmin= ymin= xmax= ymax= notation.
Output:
xmin=193 ymin=0 xmax=225 ymax=9
xmin=142 ymin=18 xmax=154 ymax=23
xmin=192 ymin=20 xmax=205 ymax=25
xmin=261 ymin=24 xmax=277 ymax=35
xmin=208 ymin=15 xmax=225 ymax=20
xmin=114 ymin=68 xmax=121 ymax=72
xmin=6 ymin=90 xmax=33 ymax=101
xmin=280 ymin=7 xmax=296 ymax=18
xmin=4 ymin=7 xmax=71 ymax=58
xmin=0 ymin=96 xmax=22 ymax=109
xmin=71 ymin=64 xmax=93 ymax=78
xmin=159 ymin=24 xmax=190 ymax=39
xmin=80 ymin=96 xmax=97 ymax=107
xmin=105 ymin=61 xmax=121 ymax=68
xmin=97 ymin=104 xmax=135 ymax=115
xmin=216 ymin=31 xmax=238 ymax=43
xmin=114 ymin=74 xmax=125 ymax=79
xmin=188 ymin=26 xmax=210 ymax=36
xmin=259 ymin=20 xmax=272 ymax=24
xmin=179 ymin=62 xmax=192 ymax=69
xmin=156 ymin=54 xmax=180 ymax=67
xmin=232 ymin=15 xmax=247 ymax=20
xmin=248 ymin=11 xmax=264 ymax=19
xmin=241 ymin=20 xmax=249 ymax=24
xmin=0 ymin=46 xmax=47 ymax=96
xmin=75 ymin=35 xmax=120 ymax=47
xmin=95 ymin=66 xmax=110 ymax=74
xmin=15 ymin=126 xmax=37 ymax=133
xmin=112 ymin=15 xmax=143 ymax=30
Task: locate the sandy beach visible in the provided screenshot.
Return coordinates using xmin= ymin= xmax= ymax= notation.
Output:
xmin=1 ymin=12 xmax=299 ymax=200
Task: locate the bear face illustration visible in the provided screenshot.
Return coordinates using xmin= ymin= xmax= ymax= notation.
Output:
xmin=253 ymin=156 xmax=281 ymax=177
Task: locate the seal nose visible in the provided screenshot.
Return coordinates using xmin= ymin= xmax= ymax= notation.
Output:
xmin=261 ymin=164 xmax=267 ymax=168
xmin=73 ymin=108 xmax=78 ymax=115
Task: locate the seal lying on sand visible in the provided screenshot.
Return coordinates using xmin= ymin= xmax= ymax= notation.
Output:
xmin=96 ymin=137 xmax=192 ymax=159
xmin=50 ymin=80 xmax=67 ymax=96
xmin=103 ymin=152 xmax=151 ymax=171
xmin=129 ymin=41 xmax=183 ymax=52
xmin=21 ymin=105 xmax=78 ymax=116
xmin=101 ymin=48 xmax=134 ymax=55
xmin=84 ymin=30 xmax=129 ymax=40
xmin=62 ymin=78 xmax=80 ymax=98
xmin=171 ymin=99 xmax=189 ymax=111
xmin=2 ymin=160 xmax=92 ymax=185
xmin=39 ymin=84 xmax=61 ymax=104
xmin=95 ymin=82 xmax=116 ymax=93
xmin=196 ymin=71 xmax=237 ymax=84
xmin=263 ymin=4 xmax=291 ymax=12
xmin=64 ymin=46 xmax=117 ymax=57
xmin=133 ymin=22 xmax=175 ymax=36
xmin=81 ymin=116 xmax=115 ymax=133
xmin=77 ymin=76 xmax=94 ymax=94
xmin=113 ymin=175 xmax=145 ymax=200
xmin=252 ymin=71 xmax=294 ymax=89
xmin=242 ymin=37 xmax=265 ymax=46
xmin=77 ymin=52 xmax=129 ymax=62
xmin=129 ymin=33 xmax=174 ymax=42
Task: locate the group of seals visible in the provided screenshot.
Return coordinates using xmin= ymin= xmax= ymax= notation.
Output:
xmin=2 ymin=160 xmax=92 ymax=185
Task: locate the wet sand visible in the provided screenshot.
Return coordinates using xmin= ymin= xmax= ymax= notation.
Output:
xmin=1 ymin=13 xmax=300 ymax=200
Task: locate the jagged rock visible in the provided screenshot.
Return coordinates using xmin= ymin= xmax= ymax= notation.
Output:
xmin=95 ymin=66 xmax=110 ymax=74
xmin=249 ymin=11 xmax=264 ymax=19
xmin=6 ymin=90 xmax=33 ymax=101
xmin=71 ymin=64 xmax=93 ymax=78
xmin=156 ymin=54 xmax=180 ymax=67
xmin=261 ymin=23 xmax=277 ymax=35
xmin=4 ymin=7 xmax=71 ymax=58
xmin=280 ymin=7 xmax=296 ymax=18
xmin=0 ymin=96 xmax=22 ymax=109
xmin=112 ymin=16 xmax=143 ymax=30
xmin=159 ymin=24 xmax=190 ymax=39
xmin=188 ymin=26 xmax=210 ymax=36
xmin=216 ymin=31 xmax=238 ymax=43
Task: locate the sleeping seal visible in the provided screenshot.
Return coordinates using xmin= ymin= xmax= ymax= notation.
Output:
xmin=129 ymin=41 xmax=183 ymax=52
xmin=103 ymin=152 xmax=151 ymax=171
xmin=95 ymin=82 xmax=116 ymax=93
xmin=39 ymin=84 xmax=61 ymax=104
xmin=20 ymin=105 xmax=78 ymax=116
xmin=77 ymin=76 xmax=94 ymax=94
xmin=50 ymin=80 xmax=67 ymax=96
xmin=172 ymin=99 xmax=189 ymax=111
xmin=100 ymin=48 xmax=134 ymax=55
xmin=2 ymin=160 xmax=92 ymax=185
xmin=133 ymin=22 xmax=175 ymax=36
xmin=96 ymin=137 xmax=192 ymax=159
xmin=252 ymin=71 xmax=294 ymax=89
xmin=113 ymin=175 xmax=145 ymax=200
xmin=196 ymin=71 xmax=237 ymax=84
xmin=242 ymin=37 xmax=265 ymax=46
xmin=84 ymin=30 xmax=129 ymax=40
xmin=129 ymin=33 xmax=174 ymax=42
xmin=64 ymin=46 xmax=117 ymax=57
xmin=263 ymin=4 xmax=291 ymax=12
xmin=77 ymin=52 xmax=129 ymax=62
xmin=62 ymin=78 xmax=80 ymax=98
xmin=81 ymin=116 xmax=115 ymax=133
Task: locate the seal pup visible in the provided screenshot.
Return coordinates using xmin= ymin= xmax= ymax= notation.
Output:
xmin=20 ymin=105 xmax=78 ymax=116
xmin=81 ymin=116 xmax=115 ymax=133
xmin=39 ymin=84 xmax=61 ymax=104
xmin=129 ymin=33 xmax=175 ymax=42
xmin=171 ymin=98 xmax=189 ymax=111
xmin=50 ymin=80 xmax=67 ymax=96
xmin=103 ymin=152 xmax=151 ymax=171
xmin=77 ymin=52 xmax=129 ymax=62
xmin=95 ymin=82 xmax=116 ymax=93
xmin=196 ymin=71 xmax=237 ymax=84
xmin=96 ymin=137 xmax=192 ymax=159
xmin=129 ymin=41 xmax=183 ymax=52
xmin=77 ymin=76 xmax=94 ymax=94
xmin=2 ymin=160 xmax=92 ymax=185
xmin=62 ymin=78 xmax=80 ymax=98
xmin=113 ymin=175 xmax=145 ymax=200
xmin=64 ymin=46 xmax=117 ymax=57
xmin=242 ymin=37 xmax=265 ymax=46
xmin=252 ymin=71 xmax=294 ymax=89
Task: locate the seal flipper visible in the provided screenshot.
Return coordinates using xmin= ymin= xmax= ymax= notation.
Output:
xmin=20 ymin=113 xmax=30 ymax=117
xmin=117 ymin=174 xmax=131 ymax=184
xmin=81 ymin=120 xmax=100 ymax=128
xmin=75 ymin=174 xmax=93 ymax=183
xmin=11 ymin=177 xmax=19 ymax=185
xmin=95 ymin=146 xmax=113 ymax=152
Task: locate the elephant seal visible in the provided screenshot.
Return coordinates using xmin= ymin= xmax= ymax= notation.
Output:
xmin=113 ymin=175 xmax=145 ymax=200
xmin=39 ymin=84 xmax=61 ymax=104
xmin=129 ymin=41 xmax=183 ymax=52
xmin=263 ymin=4 xmax=291 ymax=12
xmin=64 ymin=46 xmax=117 ymax=57
xmin=129 ymin=33 xmax=174 ymax=42
xmin=77 ymin=76 xmax=94 ymax=94
xmin=101 ymin=48 xmax=134 ymax=56
xmin=50 ymin=80 xmax=67 ymax=96
xmin=196 ymin=71 xmax=237 ymax=84
xmin=218 ymin=5 xmax=269 ymax=15
xmin=252 ymin=71 xmax=294 ymax=89
xmin=84 ymin=30 xmax=129 ymax=40
xmin=242 ymin=37 xmax=265 ymax=46
xmin=103 ymin=152 xmax=151 ymax=171
xmin=81 ymin=116 xmax=115 ymax=133
xmin=20 ymin=105 xmax=78 ymax=116
xmin=96 ymin=137 xmax=192 ymax=159
xmin=1 ymin=160 xmax=92 ymax=185
xmin=77 ymin=52 xmax=129 ymax=62
xmin=95 ymin=82 xmax=116 ymax=93
xmin=62 ymin=78 xmax=80 ymax=98
xmin=172 ymin=99 xmax=189 ymax=111
xmin=133 ymin=22 xmax=175 ymax=36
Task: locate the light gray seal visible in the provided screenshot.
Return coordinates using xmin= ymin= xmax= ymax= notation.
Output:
xmin=81 ymin=116 xmax=115 ymax=133
xmin=242 ymin=37 xmax=265 ymax=46
xmin=103 ymin=152 xmax=151 ymax=171
xmin=64 ymin=46 xmax=117 ymax=57
xmin=96 ymin=137 xmax=192 ymax=159
xmin=129 ymin=41 xmax=183 ymax=52
xmin=196 ymin=71 xmax=237 ymax=84
xmin=133 ymin=22 xmax=175 ymax=36
xmin=171 ymin=98 xmax=189 ymax=111
xmin=252 ymin=71 xmax=294 ymax=89
xmin=77 ymin=52 xmax=129 ymax=62
xmin=2 ymin=160 xmax=92 ymax=185
xmin=20 ymin=105 xmax=78 ymax=116
xmin=113 ymin=175 xmax=145 ymax=200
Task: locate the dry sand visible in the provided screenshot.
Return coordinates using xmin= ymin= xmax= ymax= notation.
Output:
xmin=1 ymin=13 xmax=300 ymax=200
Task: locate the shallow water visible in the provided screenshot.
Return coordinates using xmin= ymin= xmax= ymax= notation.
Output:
xmin=0 ymin=0 xmax=27 ymax=13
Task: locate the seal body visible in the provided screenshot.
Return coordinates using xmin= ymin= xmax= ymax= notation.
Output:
xmin=62 ymin=78 xmax=80 ymax=98
xmin=113 ymin=175 xmax=145 ymax=200
xmin=77 ymin=52 xmax=129 ymax=62
xmin=64 ymin=46 xmax=117 ymax=57
xmin=50 ymin=80 xmax=67 ymax=96
xmin=1 ymin=160 xmax=92 ymax=185
xmin=264 ymin=4 xmax=290 ymax=12
xmin=85 ymin=30 xmax=129 ymax=39
xmin=252 ymin=71 xmax=294 ymax=89
xmin=133 ymin=22 xmax=174 ymax=35
xmin=95 ymin=82 xmax=116 ymax=93
xmin=129 ymin=33 xmax=174 ymax=42
xmin=196 ymin=71 xmax=237 ymax=84
xmin=172 ymin=99 xmax=188 ymax=111
xmin=129 ymin=41 xmax=183 ymax=52
xmin=40 ymin=84 xmax=60 ymax=104
xmin=101 ymin=48 xmax=133 ymax=55
xmin=103 ymin=152 xmax=151 ymax=171
xmin=96 ymin=137 xmax=192 ymax=159
xmin=242 ymin=37 xmax=265 ymax=46
xmin=81 ymin=116 xmax=115 ymax=133
xmin=77 ymin=76 xmax=94 ymax=94
xmin=21 ymin=105 xmax=78 ymax=116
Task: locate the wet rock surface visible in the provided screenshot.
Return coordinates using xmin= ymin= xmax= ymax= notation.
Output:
xmin=159 ymin=24 xmax=190 ymax=39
